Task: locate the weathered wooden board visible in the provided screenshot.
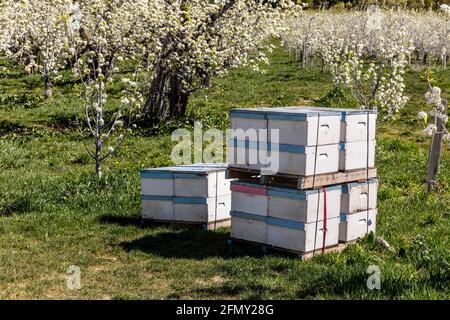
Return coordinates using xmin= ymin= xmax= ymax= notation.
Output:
xmin=226 ymin=166 xmax=377 ymax=190
xmin=426 ymin=102 xmax=447 ymax=191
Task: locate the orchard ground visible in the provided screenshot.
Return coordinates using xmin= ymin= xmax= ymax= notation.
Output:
xmin=0 ymin=43 xmax=448 ymax=299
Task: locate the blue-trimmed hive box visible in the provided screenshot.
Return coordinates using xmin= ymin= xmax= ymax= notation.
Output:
xmin=140 ymin=164 xmax=231 ymax=228
xmin=305 ymin=107 xmax=377 ymax=171
xmin=339 ymin=179 xmax=378 ymax=242
xmin=229 ymin=107 xmax=341 ymax=176
xmin=304 ymin=107 xmax=377 ymax=142
xmin=230 ymin=180 xmax=341 ymax=253
xmin=229 ymin=106 xmax=377 ymax=175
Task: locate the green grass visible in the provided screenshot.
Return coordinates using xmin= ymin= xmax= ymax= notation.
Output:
xmin=0 ymin=44 xmax=449 ymax=299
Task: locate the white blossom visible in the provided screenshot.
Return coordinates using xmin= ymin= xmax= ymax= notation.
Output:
xmin=417 ymin=111 xmax=428 ymax=121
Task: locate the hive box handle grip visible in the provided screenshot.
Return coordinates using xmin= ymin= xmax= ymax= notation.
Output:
xmin=357 ymin=121 xmax=367 ymax=128
xmin=319 ymin=153 xmax=328 ymax=160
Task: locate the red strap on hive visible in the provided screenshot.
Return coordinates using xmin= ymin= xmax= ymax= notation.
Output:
xmin=322 ymin=187 xmax=327 ymax=253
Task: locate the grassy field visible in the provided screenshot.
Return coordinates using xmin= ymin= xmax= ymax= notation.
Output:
xmin=0 ymin=43 xmax=448 ymax=299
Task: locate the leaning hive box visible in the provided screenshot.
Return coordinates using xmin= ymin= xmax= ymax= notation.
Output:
xmin=230 ymin=180 xmax=341 ymax=252
xmin=229 ymin=107 xmax=342 ymax=176
xmin=339 ymin=209 xmax=377 ymax=242
xmin=140 ymin=164 xmax=231 ymax=226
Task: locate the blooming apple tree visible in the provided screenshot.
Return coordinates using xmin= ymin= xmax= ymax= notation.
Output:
xmin=140 ymin=0 xmax=302 ymax=119
xmin=1 ymin=0 xmax=75 ymax=99
xmin=70 ymin=1 xmax=145 ymax=178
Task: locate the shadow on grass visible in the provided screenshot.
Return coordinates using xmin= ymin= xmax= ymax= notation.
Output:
xmin=0 ymin=119 xmax=26 ymax=134
xmin=177 ymin=282 xmax=287 ymax=300
xmin=99 ymin=214 xmax=142 ymax=227
xmin=46 ymin=112 xmax=78 ymax=129
xmin=119 ymin=228 xmax=268 ymax=260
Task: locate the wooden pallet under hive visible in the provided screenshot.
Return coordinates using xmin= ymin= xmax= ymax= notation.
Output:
xmin=226 ymin=166 xmax=377 ymax=190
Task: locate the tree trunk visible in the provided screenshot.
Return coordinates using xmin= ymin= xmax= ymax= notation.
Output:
xmin=169 ymin=76 xmax=190 ymax=119
xmin=422 ymin=53 xmax=428 ymax=66
xmin=44 ymin=76 xmax=52 ymax=99
xmin=301 ymin=44 xmax=307 ymax=69
xmin=143 ymin=64 xmax=168 ymax=117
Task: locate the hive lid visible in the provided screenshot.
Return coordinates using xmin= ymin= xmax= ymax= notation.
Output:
xmin=302 ymin=106 xmax=378 ymax=116
xmin=141 ymin=163 xmax=228 ymax=176
xmin=230 ymin=106 xmax=341 ymax=120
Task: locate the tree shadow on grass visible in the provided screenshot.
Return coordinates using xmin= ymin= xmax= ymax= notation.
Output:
xmin=0 ymin=119 xmax=26 ymax=134
xmin=119 ymin=228 xmax=268 ymax=260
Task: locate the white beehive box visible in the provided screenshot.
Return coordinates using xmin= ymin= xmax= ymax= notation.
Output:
xmin=341 ymin=179 xmax=378 ymax=214
xmin=339 ymin=209 xmax=377 ymax=242
xmin=339 ymin=140 xmax=376 ymax=171
xmin=228 ymin=140 xmax=339 ymax=176
xmin=304 ymin=107 xmax=377 ymax=142
xmin=231 ymin=181 xmax=341 ymax=222
xmin=230 ymin=107 xmax=341 ymax=146
xmin=140 ymin=164 xmax=232 ymax=226
xmin=266 ymin=217 xmax=340 ymax=252
xmin=231 ymin=213 xmax=340 ymax=253
xmin=229 ymin=107 xmax=341 ymax=176
xmin=230 ymin=180 xmax=341 ymax=252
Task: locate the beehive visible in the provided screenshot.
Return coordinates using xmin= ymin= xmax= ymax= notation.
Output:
xmin=339 ymin=209 xmax=377 ymax=242
xmin=230 ymin=181 xmax=341 ymax=252
xmin=339 ymin=140 xmax=376 ymax=171
xmin=339 ymin=180 xmax=378 ymax=242
xmin=228 ymin=140 xmax=339 ymax=175
xmin=304 ymin=107 xmax=377 ymax=142
xmin=140 ymin=164 xmax=232 ymax=227
xmin=229 ymin=107 xmax=342 ymax=176
xmin=341 ymin=179 xmax=378 ymax=214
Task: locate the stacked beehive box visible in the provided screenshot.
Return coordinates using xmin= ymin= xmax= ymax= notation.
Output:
xmin=228 ymin=106 xmax=378 ymax=256
xmin=230 ymin=181 xmax=341 ymax=252
xmin=229 ymin=108 xmax=342 ymax=175
xmin=140 ymin=163 xmax=232 ymax=230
